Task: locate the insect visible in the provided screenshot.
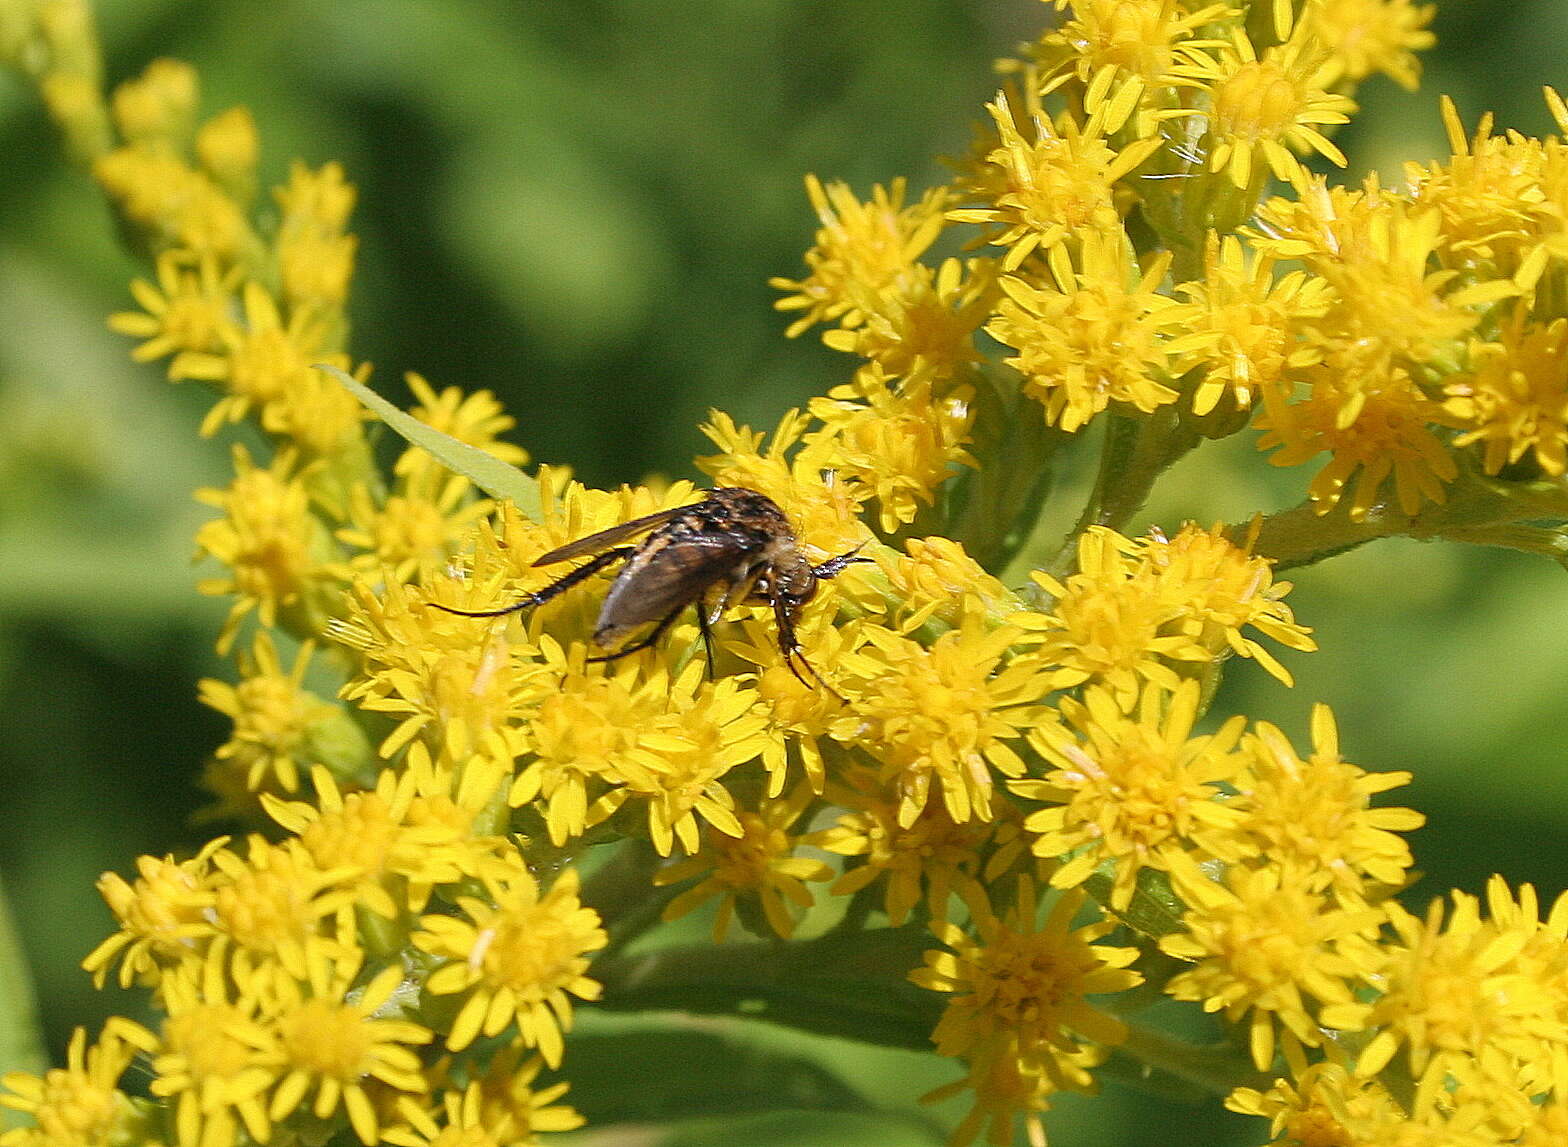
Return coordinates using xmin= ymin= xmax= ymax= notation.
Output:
xmin=431 ymin=487 xmax=869 ymax=694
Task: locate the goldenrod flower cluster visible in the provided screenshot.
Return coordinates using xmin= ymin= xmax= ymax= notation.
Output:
xmin=7 ymin=1 xmax=1568 ymax=1146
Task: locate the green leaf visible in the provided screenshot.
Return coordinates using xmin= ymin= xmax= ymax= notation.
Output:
xmin=559 ymin=1025 xmax=875 ymax=1125
xmin=662 ymin=1110 xmax=945 ymax=1147
xmin=314 ymin=364 xmax=541 ymax=520
xmin=0 ymin=874 xmax=46 ymax=1089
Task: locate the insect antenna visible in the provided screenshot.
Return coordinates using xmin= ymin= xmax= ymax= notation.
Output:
xmin=429 ymin=546 xmax=634 ymax=618
xmin=812 ymin=543 xmax=873 ymax=580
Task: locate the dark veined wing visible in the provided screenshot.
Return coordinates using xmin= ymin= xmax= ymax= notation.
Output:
xmin=596 ymin=528 xmax=757 ymax=637
xmin=533 ymin=503 xmax=698 ymax=567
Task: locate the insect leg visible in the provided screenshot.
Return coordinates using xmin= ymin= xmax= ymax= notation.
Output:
xmin=771 ymin=594 xmax=846 ymax=702
xmin=812 ymin=543 xmax=873 ymax=580
xmin=586 ymin=605 xmax=684 ymax=663
xmin=430 ymin=547 xmax=635 ymax=618
xmin=695 ymin=605 xmax=717 ymax=681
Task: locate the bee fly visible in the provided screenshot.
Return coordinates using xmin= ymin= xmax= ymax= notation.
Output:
xmin=431 ymin=487 xmax=870 ymax=694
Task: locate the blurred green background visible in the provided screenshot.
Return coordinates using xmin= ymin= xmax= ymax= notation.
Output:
xmin=2 ymin=1 xmax=1567 ymax=1143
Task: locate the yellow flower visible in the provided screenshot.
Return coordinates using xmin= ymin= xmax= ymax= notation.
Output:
xmin=698 ymin=409 xmax=874 ymax=557
xmin=266 ymin=962 xmax=430 ymax=1144
xmin=805 ymin=364 xmax=976 ymax=532
xmin=1020 ymin=528 xmax=1212 ymax=703
xmin=385 ymin=1075 xmax=583 ymax=1147
xmin=1011 ymin=681 xmax=1249 ymax=910
xmin=274 ymin=161 xmax=358 ymax=311
xmin=148 ymin=970 xmax=279 ymax=1147
xmin=1137 ymin=521 xmax=1317 ymax=685
xmin=819 ymin=255 xmax=995 ymax=381
xmin=951 ymin=90 xmax=1160 ymax=270
xmin=1237 ymin=705 xmax=1423 ymax=901
xmin=108 ymin=57 xmax=197 ymax=146
xmin=207 ymin=836 xmax=360 ymax=988
xmin=1167 ymin=232 xmax=1331 ymax=415
xmin=1256 ymin=343 xmax=1459 ymax=519
xmin=1323 ymin=885 xmax=1568 ymax=1118
xmin=195 ymin=106 xmax=259 ymax=204
xmin=770 ymin=175 xmax=949 ymax=337
xmin=416 ymin=864 xmax=606 ymax=1067
xmin=108 ymin=250 xmax=238 ymax=370
xmin=171 ymin=282 xmax=363 ymax=450
xmin=1172 ymin=26 xmax=1355 ymax=190
xmin=81 ymin=839 xmax=226 ymax=989
xmin=987 ymin=230 xmax=1182 ymax=432
xmin=0 ymin=1023 xmax=159 ymax=1147
xmin=1022 ymin=0 xmax=1231 ymax=137
xmin=336 ymin=575 xmax=547 ymax=762
xmin=263 ymin=765 xmax=502 ymax=919
xmin=94 ymin=143 xmax=253 ymax=262
xmin=873 ymin=535 xmax=1017 ymax=631
xmin=1302 ymin=0 xmax=1436 ymax=91
xmin=197 ymin=632 xmax=339 ymax=795
xmin=837 ymin=608 xmax=1051 ymax=827
xmin=1446 ymin=310 xmax=1568 ymax=477
xmin=335 ymin=474 xmax=490 ymax=584
xmin=1161 ymin=865 xmax=1385 ymax=1071
xmin=656 ymin=785 xmax=832 ymax=941
xmin=911 ymin=881 xmax=1141 ymax=1140
xmin=811 ymin=763 xmax=995 ymax=926
xmin=1225 ymin=1062 xmax=1415 ymax=1147
xmin=193 ymin=445 xmax=338 ymax=653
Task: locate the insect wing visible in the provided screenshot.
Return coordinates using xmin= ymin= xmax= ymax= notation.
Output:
xmin=533 ymin=505 xmax=692 ymax=567
xmin=598 ymin=531 xmax=753 ymax=635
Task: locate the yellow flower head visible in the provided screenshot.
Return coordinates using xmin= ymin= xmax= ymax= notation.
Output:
xmin=207 ymin=836 xmax=360 ymax=988
xmin=0 ymin=1023 xmax=158 ymax=1147
xmin=1012 ymin=680 xmax=1248 ymax=909
xmin=109 ymin=57 xmax=197 ymax=146
xmin=819 ymin=255 xmax=995 ymax=382
xmin=195 ymin=106 xmax=259 ymax=204
xmin=806 ymin=364 xmax=976 ymax=533
xmin=1167 ymin=232 xmax=1331 ymax=415
xmin=275 ymin=161 xmax=358 ymax=311
xmin=1137 ymin=521 xmax=1316 ymax=685
xmin=1447 ymin=310 xmax=1568 ymax=478
xmin=952 ymin=90 xmax=1160 ymax=270
xmin=1162 ymin=864 xmax=1385 ymax=1071
xmin=1324 ymin=886 xmax=1568 ymax=1119
xmin=1021 ymin=528 xmax=1210 ymax=703
xmin=198 ymin=632 xmax=338 ymax=796
xmin=911 ymin=881 xmax=1141 ymax=1125
xmin=988 ymin=230 xmax=1181 ymax=432
xmin=1256 ymin=344 xmax=1459 ymax=519
xmin=417 ymin=864 xmax=605 ymax=1068
xmin=812 ymin=763 xmax=996 ymax=926
xmin=264 ymin=765 xmax=504 ymax=919
xmin=1225 ymin=1062 xmax=1413 ymax=1147
xmin=335 ymin=474 xmax=490 ymax=584
xmin=698 ymin=409 xmax=874 ymax=557
xmin=108 ymin=250 xmax=238 ymax=370
xmin=1172 ymin=26 xmax=1355 ymax=190
xmin=1302 ymin=0 xmax=1436 ymax=91
xmin=193 ymin=445 xmax=338 ymax=654
xmin=1023 ymin=0 xmax=1232 ymax=136
xmin=656 ymin=785 xmax=832 ymax=941
xmin=837 ymin=611 xmax=1050 ymax=827
xmin=94 ymin=143 xmax=253 ymax=261
xmin=395 ymin=373 xmax=528 ymax=487
xmin=384 ymin=1072 xmax=583 ymax=1147
xmin=875 ymin=535 xmax=1017 ymax=631
xmin=770 ymin=175 xmax=949 ymax=337
xmin=81 ymin=838 xmax=226 ymax=990
xmin=1238 ymin=705 xmax=1423 ymax=901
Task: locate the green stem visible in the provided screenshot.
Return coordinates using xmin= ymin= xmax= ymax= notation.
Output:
xmin=580 ymin=839 xmax=670 ymax=958
xmin=1045 ymin=407 xmax=1200 ymax=581
xmin=1115 ymin=1022 xmax=1272 ymax=1098
xmin=1242 ymin=475 xmax=1568 ymax=571
xmin=0 ymin=874 xmax=45 ymax=1079
xmin=592 ymin=928 xmax=939 ymax=1049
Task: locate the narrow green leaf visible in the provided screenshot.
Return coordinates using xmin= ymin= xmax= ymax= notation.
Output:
xmin=0 ymin=874 xmax=46 ymax=1086
xmin=559 ymin=1026 xmax=874 ymax=1125
xmin=314 ymin=364 xmax=541 ymax=520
